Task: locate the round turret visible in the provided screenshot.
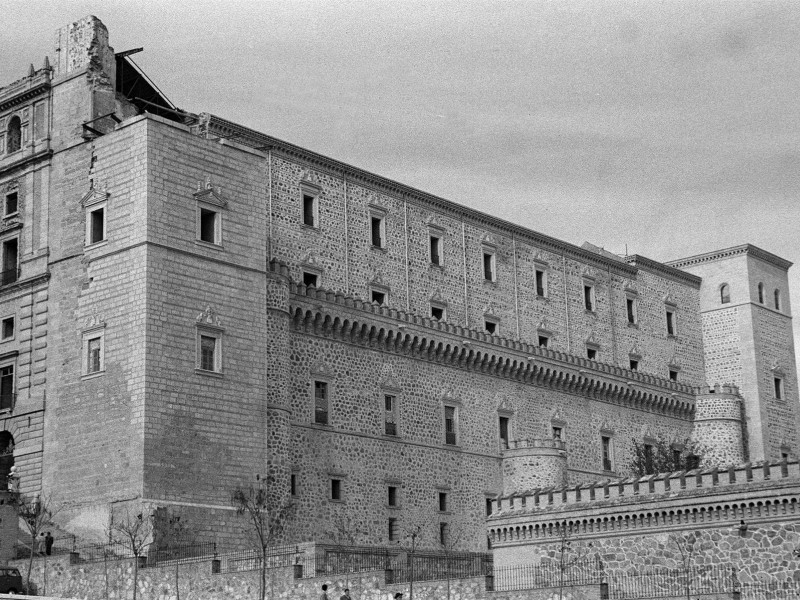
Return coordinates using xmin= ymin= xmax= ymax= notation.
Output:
xmin=692 ymin=384 xmax=745 ymax=468
xmin=501 ymin=438 xmax=567 ymax=495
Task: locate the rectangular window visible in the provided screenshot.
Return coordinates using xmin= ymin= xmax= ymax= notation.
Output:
xmin=538 ymin=335 xmax=549 ymax=348
xmin=484 ymin=320 xmax=497 ymax=335
xmin=499 ymin=416 xmax=509 ymax=450
xmin=439 ymin=522 xmax=449 ymax=546
xmin=388 ymin=518 xmax=397 ymax=541
xmin=388 ymin=486 xmax=398 ymax=507
xmin=303 ymin=272 xmax=318 ymax=287
xmin=371 ymin=290 xmax=386 ymax=305
xmin=602 ymin=436 xmax=613 ymax=471
xmin=552 ymin=426 xmax=563 ymax=440
xmin=666 ymin=310 xmax=675 ymax=336
xmin=371 ymin=215 xmax=385 ymax=248
xmin=199 ymin=208 xmax=217 ymax=244
xmin=669 ymin=370 xmax=678 ymax=382
xmin=672 ymin=449 xmax=682 ymax=468
xmin=0 ymin=364 xmax=13 ymax=411
xmin=444 ymin=406 xmax=457 ymax=445
xmin=1 ymin=317 xmax=13 ymax=341
xmin=196 ymin=327 xmax=222 ymax=374
xmin=629 ymin=359 xmax=639 ymax=371
xmin=584 ymin=285 xmax=594 ymax=311
xmin=314 ymin=381 xmax=329 ymax=424
xmin=87 ymin=337 xmax=102 ymax=374
xmin=586 ymin=348 xmax=597 ymax=361
xmin=290 ymin=474 xmax=297 ymax=497
xmin=438 ymin=492 xmax=448 ymax=512
xmin=384 ymin=394 xmax=397 ymax=436
xmin=302 ymin=194 xmax=317 ymax=227
xmin=644 ymin=444 xmax=654 ymax=474
xmin=486 ymin=498 xmax=493 ymax=517
xmin=431 ymin=305 xmax=445 ymax=321
xmin=535 ymin=269 xmax=546 ymax=297
xmin=2 ymin=238 xmax=18 ymax=285
xmin=483 ymin=251 xmax=495 ymax=282
xmin=200 ymin=335 xmax=217 ymax=371
xmin=4 ymin=192 xmax=17 ymax=217
xmin=626 ymin=298 xmax=636 ymax=324
xmin=430 ymin=235 xmax=441 ymax=266
xmin=89 ymin=207 xmax=106 ymax=244
xmin=330 ymin=479 xmax=342 ymax=501
xmin=775 ymin=377 xmax=783 ymax=400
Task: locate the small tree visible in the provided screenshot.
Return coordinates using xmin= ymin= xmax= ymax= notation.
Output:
xmin=231 ymin=475 xmax=294 ymax=600
xmin=437 ymin=519 xmax=467 ymax=600
xmin=398 ymin=520 xmax=427 ymax=600
xmin=668 ymin=532 xmax=697 ymax=600
xmin=153 ymin=509 xmax=194 ymax=600
xmin=13 ymin=492 xmax=59 ymax=594
xmin=629 ymin=437 xmax=706 ymax=477
xmin=111 ymin=509 xmax=154 ymax=600
xmin=329 ymin=513 xmax=370 ymax=592
xmin=554 ymin=521 xmax=592 ymax=600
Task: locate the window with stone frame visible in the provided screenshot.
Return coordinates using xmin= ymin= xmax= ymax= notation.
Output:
xmin=330 ymin=478 xmax=342 ymax=501
xmin=0 ymin=316 xmax=13 ymax=341
xmin=720 ymin=284 xmax=730 ymax=304
xmin=482 ymin=248 xmax=496 ymax=282
xmin=302 ymin=192 xmax=318 ymax=228
xmin=535 ymin=268 xmax=547 ymax=297
xmin=81 ymin=323 xmax=105 ymax=378
xmin=388 ymin=517 xmax=398 ymax=541
xmin=3 ymin=190 xmax=18 ymax=218
xmin=429 ymin=232 xmax=443 ymax=266
xmin=439 ymin=522 xmax=449 ymax=545
xmin=369 ymin=206 xmax=387 ymax=249
xmin=625 ymin=294 xmax=638 ymax=325
xmin=583 ymin=282 xmax=596 ymax=312
xmin=484 ymin=317 xmax=499 ymax=336
xmin=314 ymin=380 xmax=329 ymax=424
xmin=1 ymin=236 xmax=19 ymax=286
xmin=601 ymin=435 xmax=614 ymax=471
xmin=774 ymin=289 xmax=782 ymax=311
xmin=666 ymin=307 xmax=676 ymax=336
xmin=6 ymin=116 xmax=21 ymax=154
xmin=388 ymin=485 xmax=399 ymax=507
xmin=586 ymin=347 xmax=597 ymax=361
xmin=0 ymin=358 xmax=15 ymax=411
xmin=384 ymin=393 xmax=399 ymax=436
xmin=758 ymin=282 xmax=765 ymax=304
xmin=195 ymin=324 xmax=222 ymax=375
xmin=774 ymin=376 xmax=784 ymax=400
xmin=498 ymin=416 xmax=510 ymax=450
xmin=444 ymin=404 xmax=459 ymax=446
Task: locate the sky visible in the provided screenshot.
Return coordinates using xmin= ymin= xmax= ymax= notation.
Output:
xmin=3 ymin=0 xmax=800 ymax=365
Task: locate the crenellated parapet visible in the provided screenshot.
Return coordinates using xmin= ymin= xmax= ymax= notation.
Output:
xmin=502 ymin=438 xmax=567 ymax=496
xmin=284 ymin=274 xmax=696 ymax=420
xmin=693 ymin=383 xmax=745 ymax=468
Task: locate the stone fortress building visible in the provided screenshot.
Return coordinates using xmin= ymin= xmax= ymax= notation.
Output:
xmin=0 ymin=16 xmax=797 ymax=556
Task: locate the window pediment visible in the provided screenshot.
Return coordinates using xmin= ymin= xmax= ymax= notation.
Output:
xmin=193 ymin=177 xmax=227 ymax=208
xmin=80 ymin=187 xmax=109 ymax=208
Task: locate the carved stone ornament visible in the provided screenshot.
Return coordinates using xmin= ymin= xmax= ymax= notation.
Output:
xmin=80 ymin=186 xmax=109 ymax=208
xmin=551 ymin=408 xmax=565 ymax=425
xmin=664 ymin=294 xmax=677 ymax=307
xmin=430 ymin=290 xmax=445 ymax=304
xmin=497 ymin=396 xmax=514 ymax=414
xmin=425 ymin=214 xmax=443 ymax=230
xmin=371 ymin=271 xmax=387 ymax=287
xmin=310 ymin=360 xmax=333 ymax=377
xmin=586 ymin=333 xmax=600 ymax=348
xmin=533 ymin=252 xmax=549 ymax=266
xmin=668 ymin=353 xmax=681 ymax=369
xmin=771 ymin=359 xmax=785 ymax=376
xmin=629 ymin=343 xmax=642 ymax=359
xmin=302 ymin=250 xmax=321 ymax=268
xmin=537 ymin=319 xmax=552 ymax=335
xmin=481 ymin=233 xmax=499 ymax=247
xmin=299 ymin=170 xmax=322 ymax=191
xmin=640 ymin=424 xmax=655 ymax=441
xmin=441 ymin=386 xmax=457 ymax=402
xmin=193 ymin=176 xmax=227 ymax=208
xmin=583 ymin=267 xmax=597 ymax=280
xmin=196 ymin=305 xmax=222 ymax=327
xmin=83 ymin=306 xmax=105 ymax=330
xmin=380 ymin=362 xmax=396 ymax=382
xmin=483 ymin=301 xmax=497 ymax=317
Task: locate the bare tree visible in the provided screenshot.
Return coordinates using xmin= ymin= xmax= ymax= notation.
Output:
xmin=554 ymin=521 xmax=592 ymax=600
xmin=153 ymin=508 xmax=194 ymax=600
xmin=437 ymin=519 xmax=467 ymax=600
xmin=111 ymin=509 xmax=154 ymax=600
xmin=668 ymin=532 xmax=697 ymax=600
xmin=12 ymin=492 xmax=60 ymax=594
xmin=329 ymin=513 xmax=370 ymax=592
xmin=231 ymin=474 xmax=294 ymax=600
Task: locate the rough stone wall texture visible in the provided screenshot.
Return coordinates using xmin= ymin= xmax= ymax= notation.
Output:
xmin=693 ymin=392 xmax=744 ymax=468
xmin=502 ymin=442 xmax=567 ymax=495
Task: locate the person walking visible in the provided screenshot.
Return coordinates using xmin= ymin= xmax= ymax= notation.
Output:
xmin=36 ymin=532 xmax=46 ymax=555
xmin=45 ymin=532 xmax=54 ymax=556
xmin=339 ymin=588 xmax=352 ymax=600
xmin=320 ymin=583 xmax=330 ymax=600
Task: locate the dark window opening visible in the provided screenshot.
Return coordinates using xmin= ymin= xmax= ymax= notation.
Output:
xmin=535 ymin=270 xmax=545 ymax=297
xmin=430 ymin=235 xmax=441 ymax=265
xmin=2 ymin=238 xmax=18 ymax=285
xmin=371 ymin=290 xmax=386 ymax=305
xmin=602 ymin=436 xmax=612 ymax=471
xmin=303 ymin=272 xmax=318 ymax=287
xmin=483 ymin=252 xmax=494 ymax=281
xmin=626 ymin=298 xmax=635 ymax=324
xmin=499 ymin=416 xmax=509 ymax=450
xmin=666 ymin=311 xmax=675 ymax=335
xmin=87 ymin=337 xmax=102 ymax=374
xmin=371 ymin=216 xmax=384 ymax=248
xmin=586 ymin=348 xmax=597 ymax=361
xmin=388 ymin=518 xmax=397 ymax=541
xmin=438 ymin=492 xmax=448 ymax=512
xmin=6 ymin=117 xmax=21 ymax=154
xmin=0 ymin=365 xmax=14 ymax=410
xmin=290 ymin=474 xmax=297 ymax=497
xmin=302 ymin=194 xmax=316 ymax=227
xmin=629 ymin=359 xmax=639 ymax=371
xmin=669 ymin=370 xmax=678 ymax=382
xmin=775 ymin=377 xmax=783 ymax=400
xmin=758 ymin=283 xmax=765 ymax=304
xmin=314 ymin=381 xmax=329 ymax=424
xmin=330 ymin=479 xmax=341 ymax=501
xmin=672 ymin=449 xmax=682 ymax=468
xmin=1 ymin=317 xmax=13 ymax=340
xmin=444 ymin=406 xmax=456 ymax=445
xmin=384 ymin=394 xmax=397 ymax=436
xmin=552 ymin=426 xmax=562 ymax=440
xmin=584 ymin=285 xmax=594 ymax=311
xmin=431 ymin=306 xmax=444 ymax=320
xmin=485 ymin=321 xmax=497 ymax=335
xmin=686 ymin=454 xmax=699 ymax=470
xmin=439 ymin=522 xmax=449 ymax=546
xmin=774 ymin=289 xmax=781 ymax=311
xmin=643 ymin=444 xmax=654 ymax=474
xmin=199 ymin=335 xmax=215 ymax=371
xmin=388 ymin=486 xmax=397 ymax=507
xmin=538 ymin=336 xmax=548 ymax=348
xmin=720 ymin=284 xmax=730 ymax=304
xmin=4 ymin=192 xmax=18 ymax=216
xmin=199 ymin=208 xmax=216 ymax=244
xmin=486 ymin=498 xmax=493 ymax=517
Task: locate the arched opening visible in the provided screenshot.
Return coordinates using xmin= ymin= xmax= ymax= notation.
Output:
xmin=6 ymin=116 xmax=21 ymax=154
xmin=0 ymin=431 xmax=14 ymax=483
xmin=720 ymin=284 xmax=730 ymax=304
xmin=774 ymin=289 xmax=781 ymax=311
xmin=758 ymin=283 xmax=765 ymax=304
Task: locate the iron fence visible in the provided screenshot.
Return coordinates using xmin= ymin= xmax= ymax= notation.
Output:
xmin=390 ymin=551 xmax=493 ymax=584
xmin=739 ymin=580 xmax=800 ymax=599
xmin=607 ymin=565 xmax=735 ymax=599
xmin=217 ymin=544 xmax=302 ymax=574
xmin=493 ymin=559 xmax=603 ymax=592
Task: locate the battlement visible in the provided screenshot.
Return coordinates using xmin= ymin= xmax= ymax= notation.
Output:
xmin=506 ymin=438 xmax=566 ymax=452
xmin=491 ymin=459 xmax=800 ymax=515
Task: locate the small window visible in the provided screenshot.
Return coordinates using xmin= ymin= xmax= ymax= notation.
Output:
xmin=672 ymin=448 xmax=682 ymax=467
xmin=431 ymin=305 xmax=445 ymax=321
xmin=314 ymin=381 xmax=329 ymax=424
xmin=430 ymin=235 xmax=442 ymax=266
xmin=388 ymin=517 xmax=397 ymax=541
xmin=535 ymin=269 xmax=546 ymax=297
xmin=629 ymin=359 xmax=639 ymax=371
xmin=586 ymin=348 xmax=597 ymax=361
xmin=444 ymin=405 xmax=457 ymax=445
xmin=758 ymin=283 xmax=765 ymax=304
xmin=584 ymin=284 xmax=595 ymax=312
xmin=290 ymin=473 xmax=297 ymax=497
xmin=4 ymin=192 xmax=18 ymax=217
xmin=439 ymin=522 xmax=449 ymax=545
xmin=720 ymin=284 xmax=730 ymax=304
xmin=485 ymin=498 xmax=493 ymax=517
xmin=303 ymin=272 xmax=318 ymax=287
xmin=484 ymin=320 xmax=497 ymax=335
xmin=384 ymin=394 xmax=398 ymax=436
xmin=602 ymin=436 xmax=613 ymax=471
xmin=6 ymin=117 xmax=21 ymax=154
xmin=1 ymin=317 xmax=13 ymax=341
xmin=538 ymin=335 xmax=549 ymax=348
xmin=552 ymin=426 xmax=563 ymax=440
xmin=388 ymin=486 xmax=398 ymax=507
xmin=0 ymin=364 xmax=14 ymax=411
xmin=87 ymin=207 xmax=106 ymax=245
xmin=782 ymin=452 xmax=790 ymax=460
xmin=371 ymin=215 xmax=385 ymax=248
xmin=626 ymin=298 xmax=636 ymax=324
xmin=87 ymin=337 xmax=103 ymax=374
xmin=438 ymin=492 xmax=448 ymax=512
xmin=199 ymin=335 xmax=216 ymax=371
xmin=371 ymin=290 xmax=386 ymax=305
xmin=1 ymin=238 xmax=18 ymax=285
xmin=643 ymin=443 xmax=654 ymax=474
xmin=498 ymin=416 xmax=509 ymax=450
xmin=483 ymin=251 xmax=496 ymax=282
xmin=330 ymin=479 xmax=342 ymax=501
xmin=198 ymin=207 xmax=221 ymax=245
xmin=774 ymin=377 xmax=783 ymax=400
xmin=774 ymin=289 xmax=781 ymax=311
xmin=669 ymin=370 xmax=678 ymax=382
xmin=666 ymin=310 xmax=676 ymax=336
xmin=302 ymin=193 xmax=318 ymax=227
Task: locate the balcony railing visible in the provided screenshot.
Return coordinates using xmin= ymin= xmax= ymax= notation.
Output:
xmin=0 ymin=268 xmax=19 ymax=286
xmin=0 ymin=393 xmax=14 ymax=411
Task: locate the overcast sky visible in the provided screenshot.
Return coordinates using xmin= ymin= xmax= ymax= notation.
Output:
xmin=4 ymin=0 xmax=800 ymax=369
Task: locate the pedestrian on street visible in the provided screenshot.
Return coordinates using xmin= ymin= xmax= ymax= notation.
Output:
xmin=339 ymin=588 xmax=352 ymax=600
xmin=320 ymin=583 xmax=330 ymax=600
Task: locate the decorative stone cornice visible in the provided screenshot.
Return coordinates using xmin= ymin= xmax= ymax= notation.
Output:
xmin=0 ymin=70 xmax=51 ymax=114
xmin=625 ymin=255 xmax=702 ymax=288
xmin=667 ymin=244 xmax=792 ymax=272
